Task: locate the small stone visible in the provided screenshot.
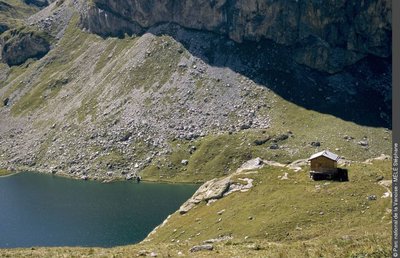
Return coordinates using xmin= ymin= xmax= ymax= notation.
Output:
xmin=275 ymin=134 xmax=289 ymax=141
xmin=254 ymin=137 xmax=270 ymax=146
xmin=189 ymin=244 xmax=213 ymax=252
xmin=269 ymin=144 xmax=279 ymax=150
xmin=358 ymin=140 xmax=369 ymax=147
xmin=217 ymin=209 xmax=225 ymax=215
xmin=281 ymin=173 xmax=289 ymax=180
xmin=181 ymin=159 xmax=189 ymax=165
xmin=344 ymin=135 xmax=354 ymax=141
xmin=311 ymin=141 xmax=321 ymax=147
xmin=137 ymin=250 xmax=148 ymax=256
xmin=150 ymin=252 xmax=157 ymax=257
xmin=367 ymin=195 xmax=377 ymax=201
xmin=319 ymin=211 xmax=324 ymax=215
xmin=240 ymin=124 xmax=251 ymax=130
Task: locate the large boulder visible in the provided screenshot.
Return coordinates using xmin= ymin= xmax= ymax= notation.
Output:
xmin=236 ymin=157 xmax=264 ymax=173
xmin=179 ymin=177 xmax=231 ymax=214
xmin=1 ymin=28 xmax=51 ymax=66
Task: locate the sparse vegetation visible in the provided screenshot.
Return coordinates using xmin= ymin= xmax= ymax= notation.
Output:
xmin=141 ymin=95 xmax=391 ymax=183
xmin=0 ymin=0 xmax=39 ymax=29
xmin=0 ymin=168 xmax=12 ymax=176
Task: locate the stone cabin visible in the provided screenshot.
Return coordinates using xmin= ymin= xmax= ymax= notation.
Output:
xmin=309 ymin=150 xmax=348 ymax=181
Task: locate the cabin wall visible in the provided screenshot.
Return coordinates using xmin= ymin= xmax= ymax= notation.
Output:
xmin=310 ymin=156 xmax=337 ymax=172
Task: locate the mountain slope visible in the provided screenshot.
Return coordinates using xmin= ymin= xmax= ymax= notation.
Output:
xmin=0 ymin=0 xmax=392 ymax=182
xmin=0 ymin=0 xmax=393 ymax=256
xmin=0 ymin=0 xmax=40 ymax=29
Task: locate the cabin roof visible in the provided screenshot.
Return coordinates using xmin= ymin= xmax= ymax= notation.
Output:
xmin=309 ymin=150 xmax=339 ymax=162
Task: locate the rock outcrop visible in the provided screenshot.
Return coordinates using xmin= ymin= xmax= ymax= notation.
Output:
xmin=179 ymin=177 xmax=231 ymax=214
xmin=81 ymin=0 xmax=391 ymax=73
xmin=1 ymin=28 xmax=51 ymax=66
xmin=24 ymin=0 xmax=48 ymax=7
xmin=0 ymin=23 xmax=9 ymax=34
xmin=179 ymin=158 xmax=266 ymax=214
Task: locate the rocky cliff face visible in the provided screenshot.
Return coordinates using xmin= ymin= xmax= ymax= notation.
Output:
xmin=81 ymin=0 xmax=391 ymax=73
xmin=1 ymin=28 xmax=51 ymax=66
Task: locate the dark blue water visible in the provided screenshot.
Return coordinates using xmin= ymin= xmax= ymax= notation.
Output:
xmin=0 ymin=172 xmax=197 ymax=248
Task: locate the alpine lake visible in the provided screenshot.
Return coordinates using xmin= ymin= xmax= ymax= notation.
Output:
xmin=0 ymin=172 xmax=198 ymax=248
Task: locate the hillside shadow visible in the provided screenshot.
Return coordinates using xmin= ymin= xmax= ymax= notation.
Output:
xmin=149 ymin=25 xmax=392 ymax=129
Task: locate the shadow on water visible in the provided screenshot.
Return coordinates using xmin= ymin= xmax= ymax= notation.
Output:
xmin=148 ymin=24 xmax=392 ymax=129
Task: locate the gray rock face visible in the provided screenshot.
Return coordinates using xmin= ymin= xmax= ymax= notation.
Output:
xmin=1 ymin=29 xmax=51 ymax=66
xmin=179 ymin=177 xmax=231 ymax=214
xmin=236 ymin=157 xmax=263 ymax=172
xmin=81 ymin=0 xmax=391 ymax=73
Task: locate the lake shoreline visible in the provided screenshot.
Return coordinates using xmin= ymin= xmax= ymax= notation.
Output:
xmin=0 ymin=168 xmax=17 ymax=177
xmin=3 ymin=165 xmax=205 ymax=185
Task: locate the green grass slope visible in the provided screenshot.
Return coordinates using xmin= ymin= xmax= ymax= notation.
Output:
xmin=145 ymin=160 xmax=391 ymax=256
xmin=0 ymin=0 xmax=39 ymax=29
xmin=142 ymin=93 xmax=391 ymax=183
